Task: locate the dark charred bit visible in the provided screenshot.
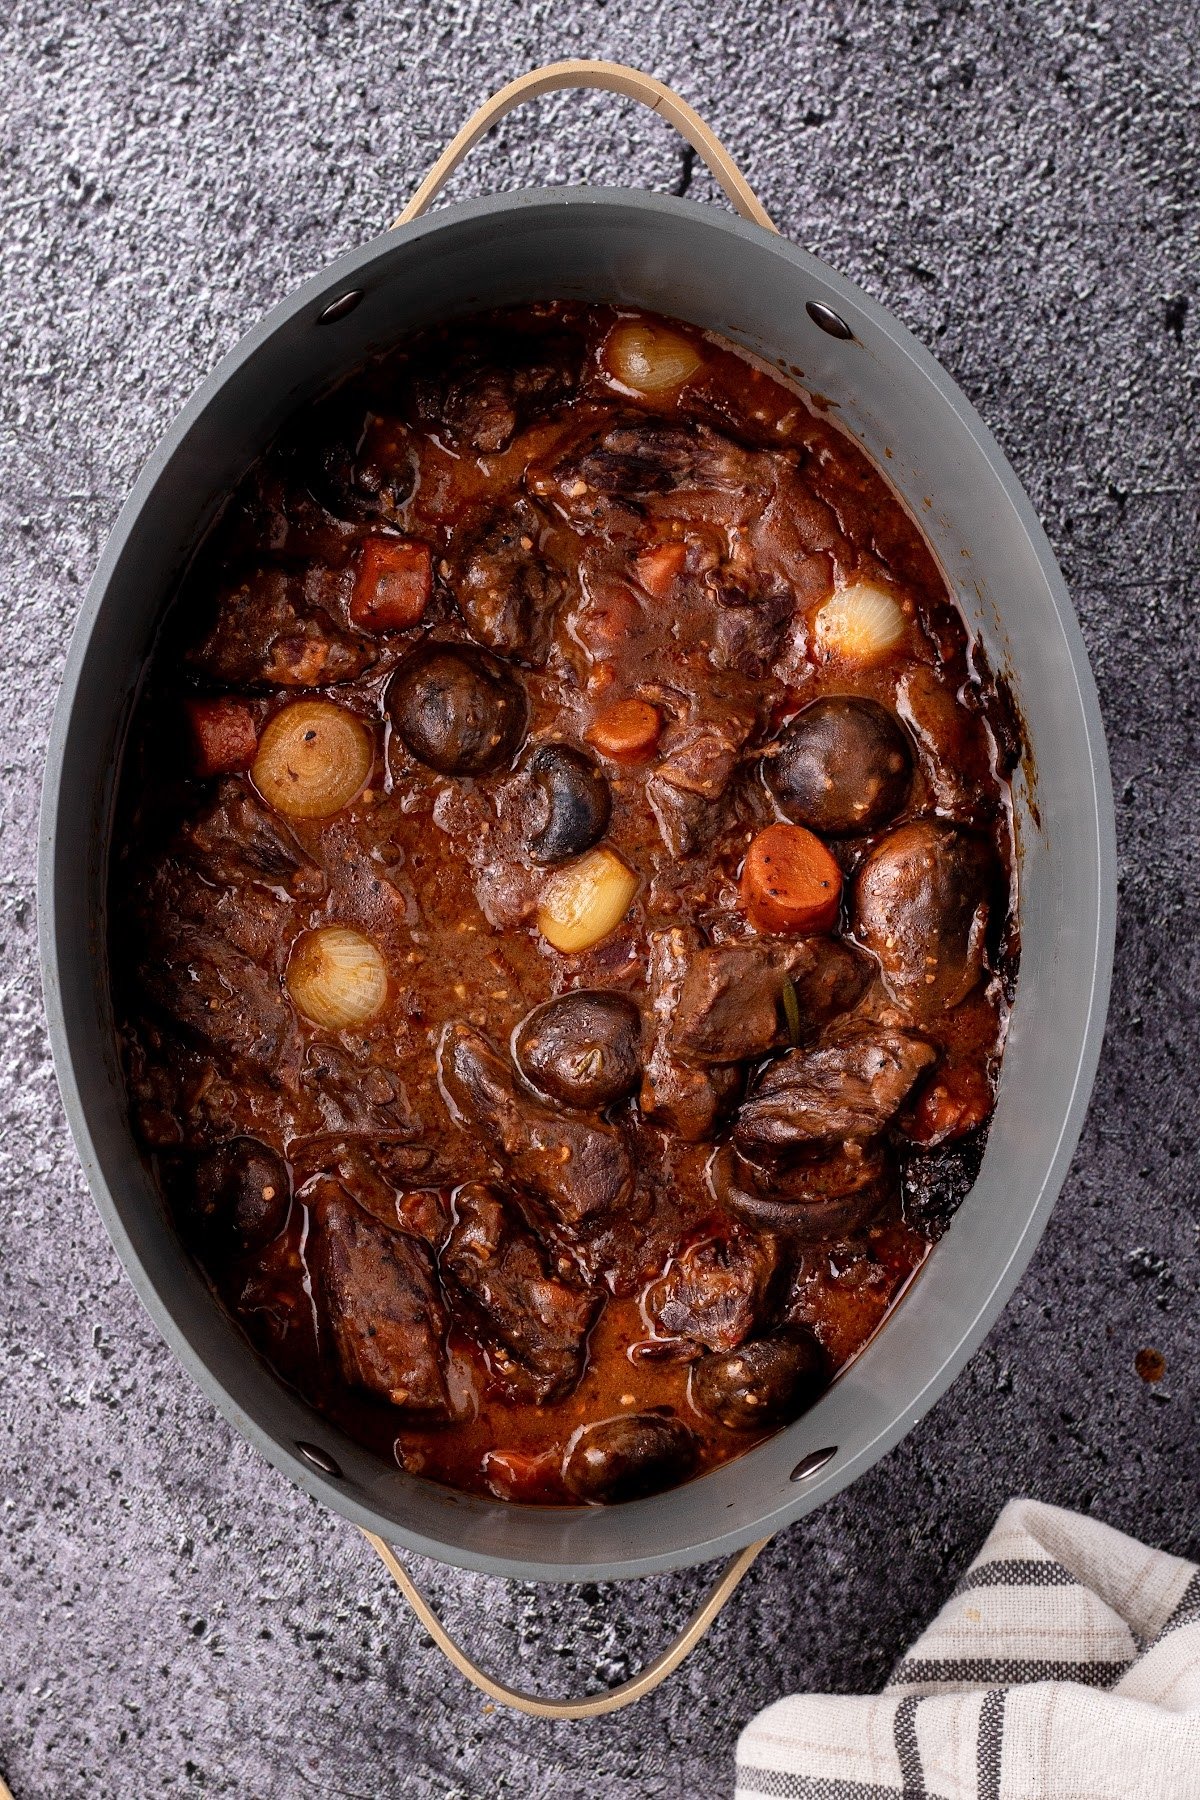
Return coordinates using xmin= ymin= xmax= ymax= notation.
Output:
xmin=900 ymin=1128 xmax=988 ymax=1241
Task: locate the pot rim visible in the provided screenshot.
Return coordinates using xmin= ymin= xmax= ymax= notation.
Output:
xmin=38 ymin=186 xmax=1116 ymax=1581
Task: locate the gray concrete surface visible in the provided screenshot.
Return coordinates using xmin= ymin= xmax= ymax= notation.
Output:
xmin=1 ymin=2 xmax=1197 ymax=1795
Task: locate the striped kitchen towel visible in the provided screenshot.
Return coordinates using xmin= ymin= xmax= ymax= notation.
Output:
xmin=736 ymin=1498 xmax=1200 ymax=1799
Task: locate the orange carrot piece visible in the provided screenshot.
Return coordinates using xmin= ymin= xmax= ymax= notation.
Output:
xmin=185 ymin=696 xmax=258 ymax=776
xmin=903 ymin=1060 xmax=992 ymax=1145
xmin=740 ymin=823 xmax=842 ymax=934
xmin=585 ymin=697 xmax=662 ymax=763
xmin=350 ymin=536 xmax=433 ymax=632
xmin=634 ymin=541 xmax=686 ymax=599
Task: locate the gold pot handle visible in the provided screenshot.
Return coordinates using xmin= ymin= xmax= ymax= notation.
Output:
xmin=361 ymin=1527 xmax=771 ymax=1719
xmin=394 ymin=59 xmax=776 ymax=233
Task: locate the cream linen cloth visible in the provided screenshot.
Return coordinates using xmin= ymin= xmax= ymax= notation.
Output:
xmin=736 ymin=1499 xmax=1200 ymax=1800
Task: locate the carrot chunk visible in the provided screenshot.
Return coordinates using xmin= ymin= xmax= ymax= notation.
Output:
xmin=740 ymin=823 xmax=842 ymax=934
xmin=185 ymin=696 xmax=258 ymax=776
xmin=350 ymin=536 xmax=432 ymax=632
xmin=634 ymin=541 xmax=686 ymax=599
xmin=903 ymin=1060 xmax=992 ymax=1144
xmin=585 ymin=697 xmax=662 ymax=763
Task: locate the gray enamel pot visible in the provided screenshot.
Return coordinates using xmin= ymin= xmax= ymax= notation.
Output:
xmin=38 ymin=63 xmax=1115 ymax=1713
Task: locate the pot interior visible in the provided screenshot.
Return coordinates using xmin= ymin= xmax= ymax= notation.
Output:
xmin=41 ymin=191 xmax=1113 ymax=1581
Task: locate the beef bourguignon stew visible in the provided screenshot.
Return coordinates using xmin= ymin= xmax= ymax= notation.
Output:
xmin=111 ymin=304 xmax=1019 ymax=1506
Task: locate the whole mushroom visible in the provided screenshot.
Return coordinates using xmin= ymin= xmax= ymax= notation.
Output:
xmin=514 ymin=990 xmax=642 ymax=1110
xmin=387 ymin=642 xmax=527 ymax=775
xmin=562 ymin=1412 xmax=697 ymax=1503
xmin=768 ymin=696 xmax=912 ymax=836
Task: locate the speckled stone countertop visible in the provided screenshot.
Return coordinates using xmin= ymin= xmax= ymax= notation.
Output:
xmin=1 ymin=4 xmax=1196 ymax=1796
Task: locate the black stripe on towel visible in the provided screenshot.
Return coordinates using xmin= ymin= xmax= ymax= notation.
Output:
xmin=953 ymin=1558 xmax=1078 ymax=1595
xmin=736 ymin=1773 xmax=945 ymax=1800
xmin=976 ymin=1689 xmax=1006 ymax=1800
xmin=892 ymin=1656 xmax=1127 ymax=1688
xmin=893 ymin=1693 xmax=927 ymax=1798
xmin=1152 ymin=1568 xmax=1200 ymax=1644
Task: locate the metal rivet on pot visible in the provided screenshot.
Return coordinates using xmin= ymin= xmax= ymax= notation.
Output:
xmin=317 ymin=289 xmax=365 ymax=325
xmin=790 ymin=1445 xmax=837 ymax=1482
xmin=806 ymin=301 xmax=855 ymax=341
xmin=297 ymin=1440 xmax=343 ymax=1477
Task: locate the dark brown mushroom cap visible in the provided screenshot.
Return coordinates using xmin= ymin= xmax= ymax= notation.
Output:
xmin=386 ymin=642 xmax=527 ymax=774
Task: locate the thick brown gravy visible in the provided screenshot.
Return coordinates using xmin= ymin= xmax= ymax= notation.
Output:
xmin=111 ymin=303 xmax=1018 ymax=1505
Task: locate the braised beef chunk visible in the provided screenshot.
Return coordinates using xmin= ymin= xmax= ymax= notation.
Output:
xmin=641 ymin=927 xmax=743 ymax=1140
xmin=182 ymin=781 xmax=321 ymax=893
xmin=113 ymin=301 xmax=1017 ymax=1508
xmin=310 ymin=1180 xmax=449 ymax=1414
xmin=189 ymin=567 xmax=373 ymax=689
xmin=438 ymin=1023 xmax=633 ymax=1226
xmin=712 ymin=1141 xmax=892 ymax=1241
xmin=710 ymin=587 xmax=793 ymax=677
xmin=734 ymin=1025 xmax=938 ymax=1156
xmin=452 ymin=500 xmax=565 ymax=664
xmin=549 ymin=419 xmax=766 ymax=512
xmin=669 ymin=939 xmax=868 ymax=1065
xmin=140 ymin=925 xmax=290 ymax=1070
xmin=645 ymin=1222 xmax=779 ymax=1353
xmin=411 ymin=329 xmax=583 ymax=452
xmin=444 ymin=1184 xmax=599 ymax=1401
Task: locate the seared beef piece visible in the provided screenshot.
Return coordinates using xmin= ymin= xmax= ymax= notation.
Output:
xmin=452 ymin=500 xmax=565 ymax=665
xmin=645 ymin=773 xmax=737 ymax=860
xmin=640 ymin=927 xmax=742 ymax=1141
xmin=288 ymin=1135 xmax=450 ymax=1235
xmin=182 ymin=782 xmax=323 ymax=894
xmin=298 ymin=1044 xmax=413 ymax=1137
xmin=188 ymin=567 xmax=373 ymax=689
xmin=669 ymin=939 xmax=869 ymax=1066
xmin=733 ymin=1024 xmax=938 ymax=1156
xmin=689 ymin=1331 xmax=827 ymax=1431
xmin=853 ymin=822 xmax=1000 ymax=1017
xmin=710 ymin=588 xmax=793 ymax=678
xmin=437 ymin=1023 xmax=633 ymax=1227
xmin=545 ymin=419 xmax=768 ymax=518
xmin=645 ymin=697 xmax=758 ymax=860
xmin=900 ymin=1132 xmax=987 ymax=1242
xmin=712 ymin=1142 xmax=892 ymax=1241
xmin=514 ymin=990 xmax=642 ymax=1109
xmin=412 ymin=330 xmax=583 ymax=453
xmin=645 ymin=1222 xmax=780 ymax=1354
xmin=562 ymin=1411 xmax=697 ymax=1503
xmin=140 ymin=925 xmax=290 ymax=1071
xmin=187 ymin=1138 xmax=289 ymax=1246
xmin=309 ymin=1179 xmax=449 ymax=1414
xmin=443 ymin=1184 xmax=600 ymax=1402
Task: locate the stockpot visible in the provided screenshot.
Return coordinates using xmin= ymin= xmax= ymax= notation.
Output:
xmin=38 ymin=63 xmax=1116 ymax=1716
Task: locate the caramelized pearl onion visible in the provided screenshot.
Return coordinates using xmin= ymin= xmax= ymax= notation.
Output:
xmin=537 ymin=848 xmax=638 ymax=953
xmin=252 ymin=699 xmax=373 ymax=819
xmin=602 ymin=319 xmax=703 ymax=395
xmin=287 ymin=927 xmax=388 ymax=1029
